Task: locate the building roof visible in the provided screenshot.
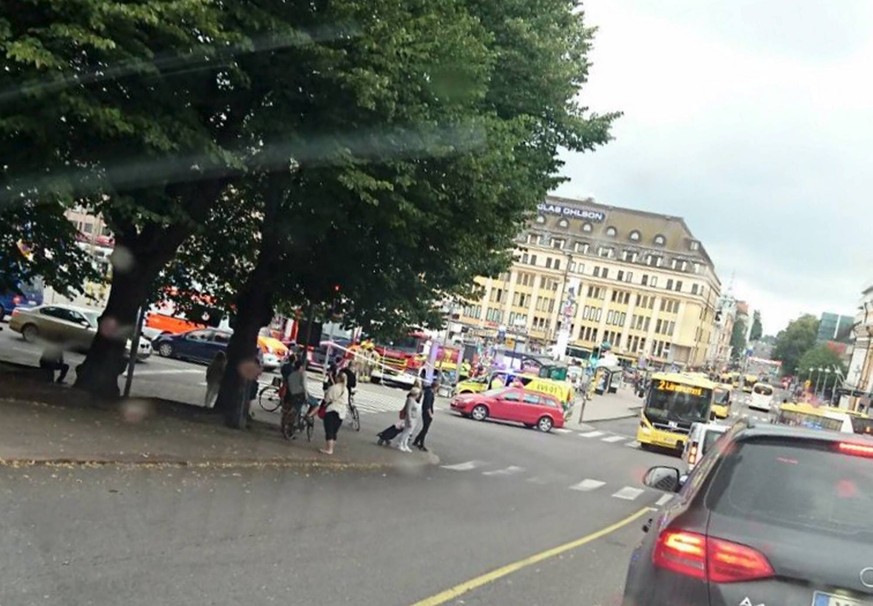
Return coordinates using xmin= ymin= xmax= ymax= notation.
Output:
xmin=533 ymin=195 xmax=719 ymax=281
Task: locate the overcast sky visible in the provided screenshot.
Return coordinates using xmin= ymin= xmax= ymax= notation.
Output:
xmin=554 ymin=0 xmax=873 ymax=335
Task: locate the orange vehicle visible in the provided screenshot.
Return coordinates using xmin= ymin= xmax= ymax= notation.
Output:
xmin=144 ymin=288 xmax=229 ymax=335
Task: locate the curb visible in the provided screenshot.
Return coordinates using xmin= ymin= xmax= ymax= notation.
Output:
xmin=0 ymin=453 xmax=440 ymax=470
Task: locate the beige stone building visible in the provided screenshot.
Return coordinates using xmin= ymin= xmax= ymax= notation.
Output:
xmin=458 ymin=196 xmax=722 ymax=368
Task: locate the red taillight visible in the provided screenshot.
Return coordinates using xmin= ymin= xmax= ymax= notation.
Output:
xmin=653 ymin=530 xmax=774 ymax=583
xmin=838 ymin=442 xmax=873 ymax=458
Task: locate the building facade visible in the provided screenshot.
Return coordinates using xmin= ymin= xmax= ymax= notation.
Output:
xmin=817 ymin=312 xmax=855 ymax=345
xmin=707 ymin=294 xmax=737 ymax=368
xmin=458 ymin=196 xmax=722 ymax=368
xmin=842 ymin=282 xmax=873 ymax=411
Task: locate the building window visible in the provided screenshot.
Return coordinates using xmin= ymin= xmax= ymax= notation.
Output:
xmin=606 ymin=226 xmax=617 ymax=237
xmin=582 ymin=222 xmax=593 ymax=233
xmin=607 ymin=311 xmax=614 ymax=324
xmin=535 ymin=215 xmax=545 ymax=224
xmin=654 ymin=234 xmax=666 ymax=246
xmin=666 ymin=279 xmax=674 ymax=290
xmin=623 ymin=249 xmax=638 ymax=262
xmin=545 ymin=258 xmax=552 ymax=269
xmin=675 ymin=280 xmax=683 ymax=292
xmin=628 ymin=230 xmax=640 ymax=242
xmin=593 ymin=266 xmax=600 ymax=278
xmin=625 ymin=271 xmax=633 ymax=283
xmin=693 ymin=262 xmax=701 ymax=274
xmin=650 ymin=276 xmax=658 ymax=287
xmin=530 ymin=254 xmax=537 ymax=265
xmin=641 ymin=275 xmax=648 ymax=286
xmin=691 ymin=283 xmax=699 ymax=295
xmin=617 ymin=270 xmax=624 ymax=282
xmin=690 ymin=240 xmax=700 ymax=251
xmin=554 ymin=259 xmax=560 ymax=271
xmin=601 ymin=268 xmax=608 ymax=279
xmin=551 ymin=238 xmax=565 ymax=249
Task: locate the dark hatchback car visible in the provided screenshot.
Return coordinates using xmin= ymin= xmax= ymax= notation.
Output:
xmin=152 ymin=328 xmax=232 ymax=364
xmin=624 ymin=420 xmax=873 ymax=606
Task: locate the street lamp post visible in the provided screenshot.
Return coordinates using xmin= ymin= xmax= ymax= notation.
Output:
xmin=813 ymin=367 xmax=824 ymax=397
xmin=819 ymin=368 xmax=832 ymax=399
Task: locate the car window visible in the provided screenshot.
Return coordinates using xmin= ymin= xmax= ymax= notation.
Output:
xmin=522 ymin=393 xmax=540 ymax=405
xmin=40 ymin=306 xmax=66 ymax=319
xmin=701 ymin=429 xmax=725 ymax=456
xmin=501 ymin=391 xmax=521 ymax=402
xmin=187 ymin=330 xmax=211 ymax=341
xmin=706 ymin=440 xmax=873 ymax=539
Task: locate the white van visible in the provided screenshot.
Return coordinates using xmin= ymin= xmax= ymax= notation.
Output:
xmin=748 ymin=382 xmax=775 ymax=412
xmin=681 ymin=422 xmax=729 ymax=472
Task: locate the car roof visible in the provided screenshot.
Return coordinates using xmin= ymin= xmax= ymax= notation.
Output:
xmin=37 ymin=303 xmax=100 ymax=315
xmin=733 ymin=419 xmax=873 ymax=445
xmin=651 ymin=371 xmax=718 ymax=390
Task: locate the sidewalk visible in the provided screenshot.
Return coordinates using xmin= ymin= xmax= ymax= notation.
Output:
xmin=571 ymin=386 xmax=643 ymax=424
xmin=0 ymin=366 xmax=437 ymax=469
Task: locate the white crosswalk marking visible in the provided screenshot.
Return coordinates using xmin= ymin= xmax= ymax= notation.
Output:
xmin=553 ymin=428 xmax=572 ymax=434
xmin=579 ymin=430 xmax=605 ymax=438
xmin=601 ymin=435 xmax=627 ymax=443
xmin=626 ymin=441 xmax=641 ymax=448
xmin=570 ymin=479 xmax=606 ymax=492
xmin=655 ymin=494 xmax=673 ymax=507
xmin=441 ymin=461 xmax=481 ymax=471
xmin=612 ymin=486 xmax=645 ymax=501
xmin=482 ymin=466 xmax=525 ymax=477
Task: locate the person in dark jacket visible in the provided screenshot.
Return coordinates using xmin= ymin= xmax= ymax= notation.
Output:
xmin=412 ymin=379 xmax=438 ymax=451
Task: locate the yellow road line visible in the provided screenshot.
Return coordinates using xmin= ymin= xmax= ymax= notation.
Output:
xmin=410 ymin=506 xmax=652 ymax=606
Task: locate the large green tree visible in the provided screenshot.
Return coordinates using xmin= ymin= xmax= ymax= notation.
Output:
xmin=164 ymin=0 xmax=617 ymax=425
xmin=796 ymin=344 xmax=846 ymax=379
xmin=773 ymin=314 xmax=819 ymax=375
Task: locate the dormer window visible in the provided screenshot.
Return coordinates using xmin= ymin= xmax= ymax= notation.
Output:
xmin=629 ymin=230 xmax=640 ymax=242
xmin=605 ymin=226 xmax=617 ymax=237
xmin=582 ymin=222 xmax=593 ymax=233
xmin=654 ymin=234 xmax=666 ymax=246
xmin=535 ymin=215 xmax=546 ymax=224
xmin=558 ymin=218 xmax=569 ymax=228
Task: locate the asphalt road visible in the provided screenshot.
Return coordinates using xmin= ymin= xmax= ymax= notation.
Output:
xmin=2 ymin=322 xmax=688 ymax=605
xmin=4 ymin=324 xmax=782 ymax=605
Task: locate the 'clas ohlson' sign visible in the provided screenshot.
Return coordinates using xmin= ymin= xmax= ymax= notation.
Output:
xmin=537 ymin=203 xmax=606 ymax=223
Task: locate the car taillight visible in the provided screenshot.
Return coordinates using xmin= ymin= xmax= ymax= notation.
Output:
xmin=687 ymin=444 xmax=698 ymax=466
xmin=653 ymin=530 xmax=774 ymax=583
xmin=837 ymin=442 xmax=873 ymax=458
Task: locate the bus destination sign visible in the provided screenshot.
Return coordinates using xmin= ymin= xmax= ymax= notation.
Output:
xmin=657 ymin=380 xmax=706 ymax=397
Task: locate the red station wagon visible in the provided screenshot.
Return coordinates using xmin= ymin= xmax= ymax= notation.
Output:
xmin=450 ymin=387 xmax=565 ymax=433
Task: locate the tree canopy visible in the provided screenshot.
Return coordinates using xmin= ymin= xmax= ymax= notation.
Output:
xmin=772 ymin=314 xmax=819 ymax=375
xmin=730 ymin=318 xmax=747 ymax=361
xmin=2 ymin=0 xmax=618 ymax=412
xmin=796 ymin=344 xmax=846 ymax=380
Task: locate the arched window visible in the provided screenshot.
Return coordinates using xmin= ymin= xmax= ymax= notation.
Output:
xmin=582 ymin=222 xmax=593 ymax=233
xmin=654 ymin=234 xmax=666 ymax=246
xmin=629 ymin=230 xmax=641 ymax=242
xmin=535 ymin=215 xmax=546 ymax=224
xmin=558 ymin=218 xmax=569 ymax=228
xmin=605 ymin=226 xmax=617 ymax=237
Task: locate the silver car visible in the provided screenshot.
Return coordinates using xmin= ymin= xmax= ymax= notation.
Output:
xmin=8 ymin=304 xmax=152 ymax=361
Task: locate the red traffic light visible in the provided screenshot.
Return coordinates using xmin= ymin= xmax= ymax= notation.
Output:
xmin=333 ymin=284 xmax=341 ymax=293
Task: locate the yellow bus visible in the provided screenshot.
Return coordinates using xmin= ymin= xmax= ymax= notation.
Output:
xmin=774 ymin=403 xmax=873 ymax=436
xmin=741 ymin=374 xmax=758 ymax=393
xmin=637 ymin=372 xmax=717 ymax=453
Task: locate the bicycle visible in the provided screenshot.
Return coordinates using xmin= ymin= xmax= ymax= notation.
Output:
xmin=347 ymin=389 xmax=361 ymax=432
xmin=281 ymin=394 xmax=318 ymax=442
xmin=258 ymin=377 xmax=283 ymax=412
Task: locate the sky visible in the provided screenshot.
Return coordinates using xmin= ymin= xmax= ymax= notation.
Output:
xmin=553 ymin=0 xmax=873 ymax=335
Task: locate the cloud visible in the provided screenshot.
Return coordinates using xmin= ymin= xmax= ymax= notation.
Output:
xmin=556 ymin=0 xmax=873 ymax=334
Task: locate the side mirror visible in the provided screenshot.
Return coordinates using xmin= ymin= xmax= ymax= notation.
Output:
xmin=643 ymin=466 xmax=682 ymax=493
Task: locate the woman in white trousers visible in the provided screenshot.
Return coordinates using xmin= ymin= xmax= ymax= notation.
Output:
xmin=396 ymin=386 xmax=422 ymax=452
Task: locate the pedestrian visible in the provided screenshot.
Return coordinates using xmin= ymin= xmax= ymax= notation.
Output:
xmin=281 ymin=359 xmax=309 ymax=438
xmin=319 ymin=371 xmax=347 ymax=455
xmin=204 ymin=350 xmax=226 ymax=408
xmin=396 ymin=386 xmax=422 ymax=453
xmin=412 ymin=379 xmax=438 ymax=452
xmin=39 ymin=345 xmax=69 ymax=384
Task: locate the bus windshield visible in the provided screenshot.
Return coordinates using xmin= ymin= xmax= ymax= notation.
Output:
xmin=645 ymin=380 xmax=712 ymax=424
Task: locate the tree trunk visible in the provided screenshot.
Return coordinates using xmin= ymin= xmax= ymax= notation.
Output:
xmin=214 ymin=280 xmax=276 ymax=427
xmin=73 ymin=266 xmax=151 ymax=398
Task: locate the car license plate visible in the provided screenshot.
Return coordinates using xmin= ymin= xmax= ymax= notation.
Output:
xmin=813 ymin=591 xmax=866 ymax=606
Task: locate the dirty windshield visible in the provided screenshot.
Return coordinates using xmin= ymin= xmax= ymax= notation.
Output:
xmin=2 ymin=1 xmax=871 ymax=605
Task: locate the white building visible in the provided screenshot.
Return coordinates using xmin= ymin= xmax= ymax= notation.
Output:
xmin=841 ymin=281 xmax=873 ymax=411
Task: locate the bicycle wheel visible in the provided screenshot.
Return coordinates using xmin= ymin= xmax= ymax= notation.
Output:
xmin=259 ymin=385 xmax=281 ymax=412
xmin=350 ymin=405 xmax=361 ymax=432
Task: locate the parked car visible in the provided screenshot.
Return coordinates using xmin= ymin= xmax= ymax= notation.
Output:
xmin=152 ymin=328 xmax=232 ymax=364
xmin=450 ymin=387 xmax=564 ymax=432
xmin=623 ymin=419 xmax=873 ymax=606
xmin=8 ymin=304 xmax=151 ymax=360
